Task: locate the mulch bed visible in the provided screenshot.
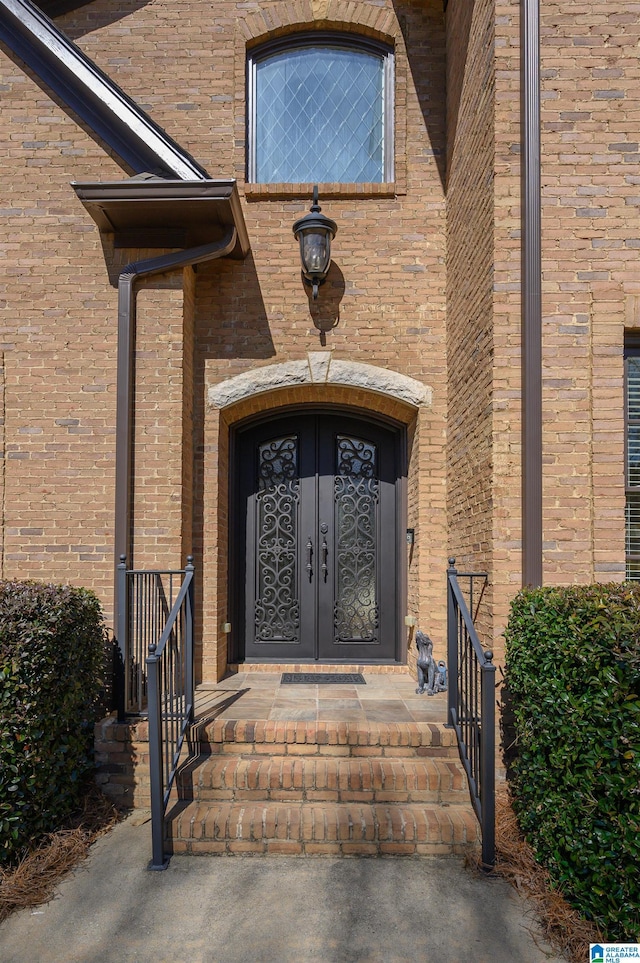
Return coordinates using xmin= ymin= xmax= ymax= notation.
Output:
xmin=466 ymin=787 xmax=603 ymax=963
xmin=0 ymin=786 xmax=120 ymax=924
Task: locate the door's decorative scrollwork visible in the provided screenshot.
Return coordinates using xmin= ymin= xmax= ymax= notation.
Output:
xmin=254 ymin=435 xmax=300 ymax=642
xmin=334 ymin=435 xmax=379 ymax=643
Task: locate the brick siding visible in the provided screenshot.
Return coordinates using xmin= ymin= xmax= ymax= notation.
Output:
xmin=446 ymin=0 xmax=495 ymax=646
xmin=0 ymin=0 xmax=636 ymax=685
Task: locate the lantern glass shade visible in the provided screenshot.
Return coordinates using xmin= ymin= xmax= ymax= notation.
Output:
xmin=299 ymin=229 xmax=331 ymax=278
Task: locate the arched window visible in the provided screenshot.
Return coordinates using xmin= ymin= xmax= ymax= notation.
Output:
xmin=247 ymin=34 xmax=394 ymax=184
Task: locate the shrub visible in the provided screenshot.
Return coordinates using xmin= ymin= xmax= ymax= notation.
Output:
xmin=0 ymin=580 xmax=107 ymax=865
xmin=503 ymin=584 xmax=640 ymax=942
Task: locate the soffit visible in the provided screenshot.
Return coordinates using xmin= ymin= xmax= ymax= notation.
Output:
xmin=72 ymin=177 xmax=250 ymax=258
xmin=37 ymin=0 xmax=92 ymax=15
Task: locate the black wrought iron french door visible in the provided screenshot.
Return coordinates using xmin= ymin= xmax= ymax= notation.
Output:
xmin=235 ymin=412 xmax=401 ymax=662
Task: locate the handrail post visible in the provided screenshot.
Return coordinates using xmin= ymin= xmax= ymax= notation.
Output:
xmin=147 ymin=643 xmax=169 ymax=870
xmin=446 ymin=560 xmax=495 ymax=871
xmin=446 ymin=557 xmax=458 ymax=727
xmin=480 ymin=649 xmax=496 ymax=869
xmin=116 ymin=555 xmax=127 ymax=721
xmin=185 ymin=556 xmax=195 ymax=720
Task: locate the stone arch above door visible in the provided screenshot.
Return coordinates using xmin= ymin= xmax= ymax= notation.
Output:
xmin=203 ymin=354 xmax=431 ymax=680
xmin=208 ymin=354 xmax=431 ymax=425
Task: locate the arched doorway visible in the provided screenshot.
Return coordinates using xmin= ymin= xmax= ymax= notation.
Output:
xmin=231 ymin=409 xmax=405 ymax=663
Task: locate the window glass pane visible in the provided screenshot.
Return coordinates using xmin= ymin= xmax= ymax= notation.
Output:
xmin=626 ymin=350 xmax=640 ymax=577
xmin=628 ymin=426 xmax=640 ymax=487
xmin=627 ymin=357 xmax=640 ymax=419
xmin=255 ymin=45 xmax=385 ymax=183
xmin=255 ymin=436 xmax=300 ymax=643
xmin=334 ymin=435 xmax=379 ymax=642
xmin=626 ymin=493 xmax=640 ymax=558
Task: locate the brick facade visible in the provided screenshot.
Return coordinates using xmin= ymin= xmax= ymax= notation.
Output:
xmin=446 ymin=0 xmax=495 ymax=644
xmin=537 ymin=1 xmax=634 ymax=585
xmin=0 ymin=0 xmax=636 ymax=684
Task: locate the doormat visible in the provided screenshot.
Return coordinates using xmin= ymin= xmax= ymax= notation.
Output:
xmin=281 ymin=672 xmax=366 ymax=685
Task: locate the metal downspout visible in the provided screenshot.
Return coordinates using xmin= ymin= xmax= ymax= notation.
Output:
xmin=521 ymin=0 xmax=542 ymax=586
xmin=114 ymin=229 xmax=237 ymax=662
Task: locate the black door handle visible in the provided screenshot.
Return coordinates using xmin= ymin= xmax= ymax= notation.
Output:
xmin=320 ymin=522 xmax=328 ymax=581
xmin=306 ymin=536 xmax=313 ymax=581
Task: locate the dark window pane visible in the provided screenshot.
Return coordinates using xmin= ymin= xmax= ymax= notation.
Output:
xmin=628 ymin=427 xmax=640 ymax=487
xmin=626 ymin=493 xmax=640 ymax=558
xmin=255 ymin=436 xmax=300 ymax=643
xmin=626 ymin=559 xmax=640 ymax=581
xmin=628 ymin=357 xmax=640 ymax=420
xmin=334 ymin=435 xmax=379 ymax=642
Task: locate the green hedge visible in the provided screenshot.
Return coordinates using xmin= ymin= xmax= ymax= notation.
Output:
xmin=0 ymin=580 xmax=107 ymax=865
xmin=503 ymin=584 xmax=640 ymax=942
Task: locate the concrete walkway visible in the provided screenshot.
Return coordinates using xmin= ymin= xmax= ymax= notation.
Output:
xmin=0 ymin=813 xmax=567 ymax=963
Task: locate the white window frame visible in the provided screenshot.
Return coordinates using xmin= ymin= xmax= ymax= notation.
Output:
xmin=247 ymin=32 xmax=394 ymax=185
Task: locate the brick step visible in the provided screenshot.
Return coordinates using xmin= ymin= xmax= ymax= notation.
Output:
xmin=192 ymin=719 xmax=458 ymax=759
xmin=167 ymin=800 xmax=481 ymax=857
xmin=176 ymin=754 xmax=468 ymax=805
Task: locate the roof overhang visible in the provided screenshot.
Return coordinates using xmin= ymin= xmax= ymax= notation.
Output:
xmin=36 ymin=0 xmax=92 ymax=15
xmin=72 ymin=177 xmax=250 ymax=258
xmin=0 ymin=0 xmax=210 ymax=179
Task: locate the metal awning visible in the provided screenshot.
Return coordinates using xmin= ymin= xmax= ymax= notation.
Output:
xmin=72 ymin=177 xmax=250 ymax=258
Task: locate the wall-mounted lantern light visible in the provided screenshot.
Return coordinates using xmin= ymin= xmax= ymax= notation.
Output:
xmin=292 ymin=185 xmax=337 ymax=299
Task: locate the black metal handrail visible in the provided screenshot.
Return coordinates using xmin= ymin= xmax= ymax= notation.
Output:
xmin=446 ymin=557 xmax=495 ymax=869
xmin=116 ymin=557 xmax=187 ymax=716
xmin=146 ymin=558 xmax=195 ymax=870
